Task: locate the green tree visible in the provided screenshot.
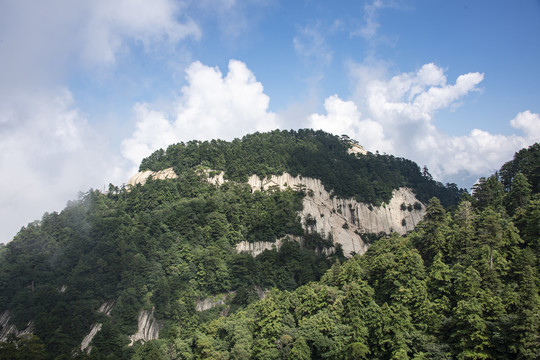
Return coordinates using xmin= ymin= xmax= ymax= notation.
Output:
xmin=414 ymin=198 xmax=450 ymax=266
xmin=509 ymin=250 xmax=540 ymax=359
xmin=477 ymin=208 xmax=504 ymax=270
xmin=472 ymin=175 xmax=505 ymax=210
xmin=289 ymin=337 xmax=311 ymax=360
xmin=451 ymin=266 xmax=490 ymax=360
xmin=514 ymin=195 xmax=540 ymax=253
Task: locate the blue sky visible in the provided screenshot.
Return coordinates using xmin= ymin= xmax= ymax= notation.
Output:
xmin=1 ymin=0 xmax=539 ymax=243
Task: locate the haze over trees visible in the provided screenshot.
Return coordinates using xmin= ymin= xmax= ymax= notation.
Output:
xmin=0 ymin=131 xmax=538 ymax=359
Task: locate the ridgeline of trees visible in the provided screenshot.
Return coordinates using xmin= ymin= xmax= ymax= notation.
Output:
xmin=140 ymin=129 xmax=465 ymax=207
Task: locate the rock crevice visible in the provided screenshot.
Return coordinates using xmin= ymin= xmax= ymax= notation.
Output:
xmin=128 ymin=308 xmax=163 ymax=346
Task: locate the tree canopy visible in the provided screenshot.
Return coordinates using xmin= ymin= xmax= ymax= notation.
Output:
xmin=0 ymin=135 xmax=538 ymax=359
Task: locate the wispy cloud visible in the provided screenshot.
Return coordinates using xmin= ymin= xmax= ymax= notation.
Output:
xmin=351 ymin=0 xmax=403 ymax=42
xmin=194 ymin=0 xmax=273 ymax=40
xmin=293 ymin=23 xmax=333 ymax=66
xmin=0 ymin=89 xmax=122 ymax=243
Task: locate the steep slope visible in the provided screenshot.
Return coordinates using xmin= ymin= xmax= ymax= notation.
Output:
xmin=130 ymin=169 xmax=426 ymax=256
xmin=0 ymin=130 xmax=465 ymax=358
xmin=133 ymin=143 xmax=540 ymax=360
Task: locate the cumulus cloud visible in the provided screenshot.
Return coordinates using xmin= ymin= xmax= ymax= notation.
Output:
xmin=0 ymin=89 xmax=122 ymax=243
xmin=511 ymin=110 xmax=540 ymax=141
xmin=365 ymin=63 xmax=483 ymax=124
xmin=308 ymin=95 xmax=391 ymax=152
xmin=121 ymin=60 xmax=280 ymax=169
xmin=308 ymin=62 xmax=538 ymax=184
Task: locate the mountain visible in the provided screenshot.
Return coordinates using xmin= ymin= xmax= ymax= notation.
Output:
xmin=1 ymin=130 xmax=536 ymax=359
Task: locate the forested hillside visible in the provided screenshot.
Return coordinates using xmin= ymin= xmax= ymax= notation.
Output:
xmin=129 ymin=142 xmax=540 ymax=359
xmin=0 ymin=132 xmax=537 ymax=359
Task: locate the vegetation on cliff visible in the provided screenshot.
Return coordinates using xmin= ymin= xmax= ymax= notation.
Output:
xmin=139 ymin=129 xmax=464 ymax=207
xmin=133 ymin=142 xmax=540 ymax=359
xmin=0 ymin=132 xmax=538 ymax=359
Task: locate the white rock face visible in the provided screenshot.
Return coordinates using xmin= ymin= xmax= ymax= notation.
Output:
xmin=195 ymin=293 xmax=234 ymax=312
xmin=127 ymin=168 xmax=425 ymax=257
xmin=245 ymin=173 xmax=425 ymax=257
xmin=0 ymin=310 xmax=34 ymax=342
xmin=129 ymin=308 xmax=163 ymax=346
xmin=97 ymin=300 xmax=115 ymax=316
xmin=80 ymin=323 xmax=102 ymax=353
xmin=206 ymin=170 xmax=226 ymax=186
xmin=236 ymin=238 xmax=284 ymax=257
xmin=347 ymin=143 xmax=368 ymax=156
xmin=195 ymin=289 xmax=266 ymax=312
xmin=78 ymin=300 xmax=115 ymax=354
xmin=128 ymin=167 xmax=178 ymax=187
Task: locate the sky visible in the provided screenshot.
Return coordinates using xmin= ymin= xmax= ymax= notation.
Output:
xmin=1 ymin=0 xmax=539 ymax=243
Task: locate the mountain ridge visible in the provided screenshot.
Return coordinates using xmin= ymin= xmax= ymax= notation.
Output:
xmin=1 ymin=131 xmax=535 ymax=359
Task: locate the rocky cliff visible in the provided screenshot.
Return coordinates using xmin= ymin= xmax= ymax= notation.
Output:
xmin=129 ymin=168 xmax=426 ymax=257
xmin=240 ymin=172 xmax=423 ymax=256
xmin=128 ymin=308 xmax=163 ymax=346
xmin=78 ymin=300 xmax=115 ymax=354
xmin=0 ymin=310 xmax=33 ymax=342
xmin=128 ymin=168 xmax=178 ymax=187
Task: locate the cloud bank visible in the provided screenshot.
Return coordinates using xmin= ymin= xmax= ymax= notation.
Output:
xmin=0 ymin=0 xmax=201 ymax=243
xmin=0 ymin=89 xmax=122 ymax=242
xmin=308 ymin=63 xmax=538 ymax=183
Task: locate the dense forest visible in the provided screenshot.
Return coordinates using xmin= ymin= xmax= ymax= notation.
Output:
xmin=139 ymin=129 xmax=464 ymax=207
xmin=130 ymin=144 xmax=540 ymax=359
xmin=0 ymin=132 xmax=538 ymax=359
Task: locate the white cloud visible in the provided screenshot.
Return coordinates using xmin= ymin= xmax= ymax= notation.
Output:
xmin=0 ymin=0 xmax=200 ymax=242
xmin=0 ymin=89 xmax=122 ymax=243
xmin=0 ymin=0 xmax=200 ymax=81
xmin=121 ymin=104 xmax=177 ymax=170
xmin=365 ymin=63 xmax=483 ymax=124
xmin=511 ymin=110 xmax=540 ymax=141
xmin=357 ymin=0 xmax=384 ymax=39
xmin=195 ymin=0 xmax=256 ymax=39
xmin=352 ymin=0 xmax=403 ymax=41
xmin=81 ymin=0 xmax=200 ymax=66
xmin=440 ymin=130 xmax=528 ymax=177
xmin=121 ymin=59 xmax=281 ymax=168
xmin=308 ymin=95 xmax=392 ymax=152
xmin=293 ymin=24 xmax=333 ymax=66
xmin=309 ymin=62 xmax=538 ymax=183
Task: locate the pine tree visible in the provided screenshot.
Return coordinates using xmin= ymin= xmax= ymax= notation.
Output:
xmin=506 ymin=172 xmax=532 ymax=215
xmin=414 ymin=198 xmax=450 ymax=266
